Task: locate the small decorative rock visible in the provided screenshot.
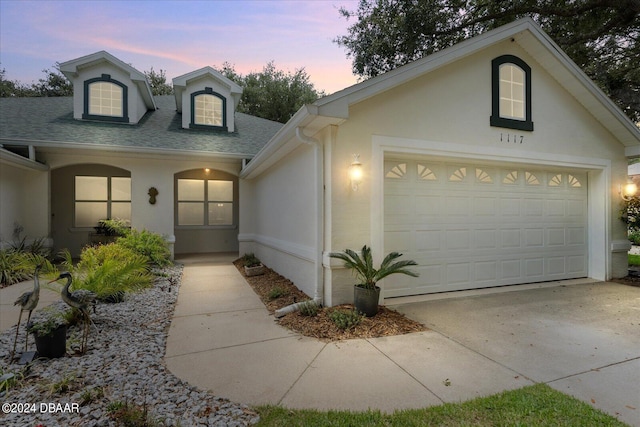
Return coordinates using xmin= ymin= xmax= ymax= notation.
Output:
xmin=0 ymin=265 xmax=259 ymax=426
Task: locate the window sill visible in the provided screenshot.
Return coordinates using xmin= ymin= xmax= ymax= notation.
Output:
xmin=490 ymin=115 xmax=534 ymax=131
xmin=175 ymin=225 xmax=237 ymax=230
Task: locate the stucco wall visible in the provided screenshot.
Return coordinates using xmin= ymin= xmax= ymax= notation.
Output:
xmin=43 ymin=150 xmax=241 ymax=256
xmin=239 ymin=143 xmax=318 ymax=298
xmin=325 ymin=39 xmax=629 ymax=303
xmin=0 ymin=162 xmax=48 ymax=247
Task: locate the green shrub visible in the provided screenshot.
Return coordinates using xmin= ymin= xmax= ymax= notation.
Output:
xmin=628 ymin=231 xmax=640 ymax=245
xmin=268 ymin=286 xmax=288 ymax=300
xmin=329 ymin=308 xmax=363 ymax=330
xmin=60 ymin=244 xmax=153 ymax=301
xmin=0 ymin=250 xmax=30 ymax=286
xmin=0 ymin=250 xmax=53 ymax=286
xmin=241 ymin=253 xmax=262 ymax=268
xmin=299 ymin=300 xmax=320 ymax=317
xmin=115 ymin=229 xmax=171 ymax=267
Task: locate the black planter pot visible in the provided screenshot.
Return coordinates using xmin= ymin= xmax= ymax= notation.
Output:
xmin=33 ymin=325 xmax=67 ymax=358
xmin=353 ymin=285 xmax=381 ymax=317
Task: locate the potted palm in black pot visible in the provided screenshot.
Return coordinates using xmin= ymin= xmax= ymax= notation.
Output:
xmin=329 ymin=245 xmax=419 ymax=317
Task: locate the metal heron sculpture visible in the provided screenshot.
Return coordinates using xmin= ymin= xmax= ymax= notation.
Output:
xmin=10 ymin=264 xmax=42 ymax=360
xmin=49 ymin=272 xmax=96 ymax=354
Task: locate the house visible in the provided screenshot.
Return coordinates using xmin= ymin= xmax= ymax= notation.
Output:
xmin=0 ymin=51 xmax=283 ymax=257
xmin=238 ymin=18 xmax=640 ymax=307
xmin=2 ymin=19 xmax=639 ymax=309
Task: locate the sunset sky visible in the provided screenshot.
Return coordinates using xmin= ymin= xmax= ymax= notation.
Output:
xmin=0 ymin=0 xmax=361 ymax=94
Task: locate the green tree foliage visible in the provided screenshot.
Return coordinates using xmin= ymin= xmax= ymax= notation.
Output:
xmin=1 ymin=64 xmax=72 ymax=97
xmin=217 ymin=61 xmax=324 ymax=123
xmin=622 ymin=197 xmax=640 ymax=233
xmin=144 ymin=67 xmax=173 ymax=95
xmin=335 ymin=0 xmax=640 ymax=122
xmin=32 ymin=64 xmax=73 ymax=96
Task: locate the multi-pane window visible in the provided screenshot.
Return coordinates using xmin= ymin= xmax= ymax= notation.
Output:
xmin=194 ymin=94 xmax=223 ymax=127
xmin=499 ymin=64 xmax=525 ymax=120
xmin=83 ymin=74 xmax=128 ymax=122
xmin=74 ymin=176 xmax=131 ymax=227
xmin=190 ymin=88 xmax=226 ymax=130
xmin=88 ymin=82 xmax=123 ymax=117
xmin=490 ymin=55 xmax=533 ymax=131
xmin=177 ymin=179 xmax=233 ymax=226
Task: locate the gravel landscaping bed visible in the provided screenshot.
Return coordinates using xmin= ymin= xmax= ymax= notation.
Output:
xmin=0 ymin=264 xmax=259 ymax=426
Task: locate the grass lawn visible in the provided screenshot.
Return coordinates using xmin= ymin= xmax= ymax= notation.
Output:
xmin=629 ymin=254 xmax=640 ymax=266
xmin=254 ymin=384 xmax=628 ymax=426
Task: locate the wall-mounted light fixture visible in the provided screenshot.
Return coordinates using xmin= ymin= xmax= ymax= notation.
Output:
xmin=349 ymin=154 xmax=363 ymax=191
xmin=620 ymin=178 xmax=638 ymax=201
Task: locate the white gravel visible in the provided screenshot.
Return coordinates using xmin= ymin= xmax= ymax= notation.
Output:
xmin=0 ymin=264 xmax=260 ymax=426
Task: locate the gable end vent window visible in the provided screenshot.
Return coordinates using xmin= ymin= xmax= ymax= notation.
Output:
xmin=190 ymin=88 xmax=227 ymax=131
xmin=490 ymin=55 xmax=533 ymax=131
xmin=83 ymin=74 xmax=129 ymax=122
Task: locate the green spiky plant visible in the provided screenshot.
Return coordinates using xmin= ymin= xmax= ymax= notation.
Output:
xmin=0 ymin=250 xmax=54 ymax=286
xmin=112 ymin=228 xmax=172 ymax=267
xmin=329 ymin=245 xmax=419 ymax=290
xmin=58 ymin=244 xmax=153 ymax=302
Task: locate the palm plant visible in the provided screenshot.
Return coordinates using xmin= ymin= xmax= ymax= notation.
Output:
xmin=329 ymin=245 xmax=419 ymax=290
xmin=57 ymin=244 xmax=153 ymax=302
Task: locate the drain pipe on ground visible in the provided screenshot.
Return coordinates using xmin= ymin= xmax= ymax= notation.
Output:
xmin=274 ymin=127 xmax=325 ymax=318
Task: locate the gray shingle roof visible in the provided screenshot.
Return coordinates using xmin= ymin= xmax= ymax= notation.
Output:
xmin=0 ymin=95 xmax=283 ymax=157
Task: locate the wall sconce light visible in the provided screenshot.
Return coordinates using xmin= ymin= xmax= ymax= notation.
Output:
xmin=620 ymin=178 xmax=638 ymax=201
xmin=349 ymin=154 xmax=363 ymax=191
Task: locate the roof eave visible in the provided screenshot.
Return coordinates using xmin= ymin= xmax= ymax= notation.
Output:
xmin=0 ymin=138 xmax=251 ymax=161
xmin=314 ymin=17 xmax=640 ymax=147
xmin=240 ymin=105 xmax=345 ymax=179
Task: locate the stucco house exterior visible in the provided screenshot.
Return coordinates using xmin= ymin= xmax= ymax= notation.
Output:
xmin=2 ymin=19 xmax=639 ymax=308
xmin=0 ymin=51 xmax=283 ymax=257
xmin=238 ymin=18 xmax=640 ymax=307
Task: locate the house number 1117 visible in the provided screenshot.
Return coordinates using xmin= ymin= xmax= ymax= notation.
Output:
xmin=501 ymin=133 xmax=524 ymax=144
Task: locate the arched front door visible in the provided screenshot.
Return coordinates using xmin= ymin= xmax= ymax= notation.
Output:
xmin=173 ymin=168 xmax=239 ymax=254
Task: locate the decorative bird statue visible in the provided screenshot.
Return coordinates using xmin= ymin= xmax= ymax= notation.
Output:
xmin=10 ymin=264 xmax=42 ymax=360
xmin=49 ymin=272 xmax=96 ymax=354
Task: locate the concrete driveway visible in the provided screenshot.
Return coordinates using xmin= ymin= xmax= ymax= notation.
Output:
xmin=391 ymin=281 xmax=640 ymax=426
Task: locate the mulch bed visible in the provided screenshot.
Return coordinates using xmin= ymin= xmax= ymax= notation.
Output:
xmin=611 ymin=275 xmax=640 ymax=288
xmin=233 ymin=260 xmax=426 ymax=341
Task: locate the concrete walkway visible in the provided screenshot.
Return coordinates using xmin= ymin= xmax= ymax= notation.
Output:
xmin=165 ymin=254 xmax=640 ymax=426
xmin=0 ymin=279 xmax=59 ymax=332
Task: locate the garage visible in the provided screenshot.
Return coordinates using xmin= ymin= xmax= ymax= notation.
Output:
xmin=383 ymin=157 xmax=588 ymax=297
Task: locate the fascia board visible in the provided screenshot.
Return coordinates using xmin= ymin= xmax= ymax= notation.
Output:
xmin=314 ymin=19 xmax=536 ymax=115
xmin=1 ymin=138 xmax=248 ymax=161
xmin=240 ymin=105 xmax=317 ymax=179
xmin=172 ymin=66 xmax=243 ymax=94
xmin=0 ymin=147 xmax=49 ymax=171
xmin=314 ymin=17 xmax=640 ymax=147
xmin=516 ymin=25 xmax=640 ymax=147
xmin=60 ymin=50 xmax=156 ymax=110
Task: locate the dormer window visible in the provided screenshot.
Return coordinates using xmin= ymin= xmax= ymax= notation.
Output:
xmin=190 ymin=88 xmax=227 ymax=131
xmin=83 ymin=74 xmax=129 ymax=123
xmin=491 ymin=55 xmax=533 ymax=131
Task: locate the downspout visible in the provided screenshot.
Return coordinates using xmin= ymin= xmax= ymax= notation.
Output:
xmin=274 ymin=127 xmax=324 ymax=317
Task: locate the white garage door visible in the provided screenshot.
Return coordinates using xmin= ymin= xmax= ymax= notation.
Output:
xmin=383 ymin=158 xmax=588 ymax=298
